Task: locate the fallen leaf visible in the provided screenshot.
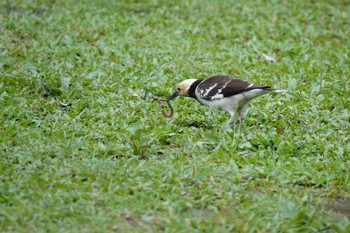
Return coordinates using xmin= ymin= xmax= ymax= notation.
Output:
xmin=263 ymin=53 xmax=277 ymax=62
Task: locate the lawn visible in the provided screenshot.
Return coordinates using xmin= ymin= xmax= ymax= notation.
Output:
xmin=1 ymin=0 xmax=349 ymax=232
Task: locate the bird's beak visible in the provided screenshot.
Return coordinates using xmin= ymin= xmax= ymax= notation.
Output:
xmin=167 ymin=92 xmax=178 ymax=100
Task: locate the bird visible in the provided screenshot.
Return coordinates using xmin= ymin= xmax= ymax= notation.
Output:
xmin=166 ymin=75 xmax=286 ymax=125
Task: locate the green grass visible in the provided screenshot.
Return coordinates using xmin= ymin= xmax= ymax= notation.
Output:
xmin=1 ymin=0 xmax=350 ymax=232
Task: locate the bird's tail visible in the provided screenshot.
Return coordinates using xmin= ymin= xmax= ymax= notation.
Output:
xmin=266 ymin=88 xmax=287 ymax=93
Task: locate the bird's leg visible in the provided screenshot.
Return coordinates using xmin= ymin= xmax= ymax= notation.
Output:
xmin=234 ymin=118 xmax=244 ymax=125
xmin=236 ymin=103 xmax=250 ymax=125
xmin=225 ymin=111 xmax=236 ymax=126
xmin=234 ymin=114 xmax=246 ymax=125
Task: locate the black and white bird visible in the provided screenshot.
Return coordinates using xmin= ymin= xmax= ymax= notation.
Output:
xmin=167 ymin=75 xmax=286 ymax=124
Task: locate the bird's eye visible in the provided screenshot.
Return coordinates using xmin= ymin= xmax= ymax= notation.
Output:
xmin=177 ymin=87 xmax=181 ymax=91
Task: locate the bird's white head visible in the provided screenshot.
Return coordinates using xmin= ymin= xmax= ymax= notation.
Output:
xmin=167 ymin=79 xmax=198 ymax=100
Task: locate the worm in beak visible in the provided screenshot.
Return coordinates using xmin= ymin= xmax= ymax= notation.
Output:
xmin=157 ymin=92 xmax=178 ymax=118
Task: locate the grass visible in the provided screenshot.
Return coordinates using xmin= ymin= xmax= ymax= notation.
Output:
xmin=1 ymin=0 xmax=349 ymax=232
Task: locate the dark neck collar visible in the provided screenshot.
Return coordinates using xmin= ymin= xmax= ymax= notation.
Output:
xmin=188 ymin=80 xmax=202 ymax=99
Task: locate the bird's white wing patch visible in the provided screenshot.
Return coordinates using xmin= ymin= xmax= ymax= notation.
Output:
xmin=198 ymin=80 xmax=232 ymax=100
xmin=200 ymin=83 xmax=218 ymax=98
xmin=215 ymin=80 xmax=231 ymax=95
xmin=210 ymin=94 xmax=224 ymax=100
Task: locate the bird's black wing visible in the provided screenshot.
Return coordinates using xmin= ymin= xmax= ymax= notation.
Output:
xmin=197 ymin=76 xmax=270 ymax=100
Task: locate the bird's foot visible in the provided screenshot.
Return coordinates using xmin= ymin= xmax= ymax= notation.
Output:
xmin=234 ymin=118 xmax=244 ymax=125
